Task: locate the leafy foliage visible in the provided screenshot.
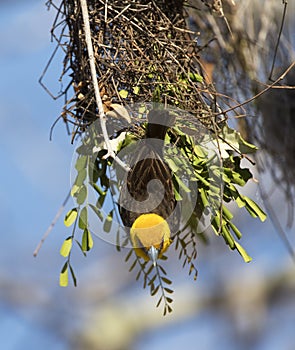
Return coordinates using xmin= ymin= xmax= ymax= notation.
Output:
xmin=125 ymin=249 xmax=174 ymax=315
xmin=59 ymin=116 xmax=266 ymax=314
xmin=42 ymin=0 xmax=269 ymax=316
xmin=166 ymin=124 xmax=266 ymax=264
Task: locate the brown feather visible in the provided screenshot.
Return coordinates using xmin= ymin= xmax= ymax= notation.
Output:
xmin=119 ymin=110 xmax=179 ymax=233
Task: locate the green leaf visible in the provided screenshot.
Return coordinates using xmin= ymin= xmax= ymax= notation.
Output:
xmin=194 ymin=172 xmax=211 ymax=187
xmin=96 ymin=192 xmax=107 ymax=209
xmin=161 ymin=277 xmax=172 ymax=285
xmin=78 ymin=206 xmax=88 ymax=229
xmin=166 ymin=297 xmax=173 ymax=303
xmin=129 ymin=259 xmax=137 ymax=272
xmin=172 ymin=176 xmax=182 ymax=201
xmin=235 ymin=195 xmax=246 ymax=208
xmin=166 ymin=158 xmax=179 ymax=173
xmin=136 ymin=269 xmax=142 ymax=280
xmin=64 ymin=208 xmax=78 ymax=227
xmin=194 ymin=145 xmax=206 ymax=158
xmin=243 ymin=196 xmax=267 ymax=222
xmin=119 ymin=89 xmax=128 ymax=99
xmin=59 ymin=262 xmax=69 ymax=287
xmin=228 ymin=220 xmax=242 ymax=239
xmin=222 ymin=205 xmax=233 ymax=221
xmin=69 ymin=264 xmax=77 ymax=287
xmin=151 ymin=285 xmax=160 ymax=296
xmin=173 ymin=188 xmax=182 ymax=201
xmin=60 ymin=237 xmax=73 ymax=257
xmin=92 ymin=183 xmax=106 ymax=196
xmin=71 ymin=184 xmax=80 ymax=197
xmin=223 ymin=157 xmax=253 ymax=187
xmin=222 ymin=225 xmax=235 ymax=249
xmin=199 ymin=187 xmax=208 ymax=206
xmin=138 ymin=105 xmax=147 ymax=115
xmin=125 ymin=249 xmax=133 ymax=262
xmin=164 ymin=304 xmax=173 ymax=316
xmin=234 ymin=172 xmax=247 ymax=186
xmin=75 ymin=155 xmax=88 ymax=171
xmin=103 ymin=210 xmax=113 ymax=233
xmin=76 ymin=185 xmax=87 ymax=205
xmin=82 ymin=228 xmax=94 ymax=251
xmin=89 ymin=203 xmax=103 ymax=221
xmin=156 ymin=296 xmax=163 ymax=308
xmin=133 ymin=86 xmax=140 ymax=95
xmin=74 ymin=168 xmax=87 ymax=187
xmin=174 ymin=174 xmax=191 ymax=193
xmin=234 ymin=241 xmax=252 ymax=263
xmin=189 ymin=72 xmax=203 ymax=83
xmin=221 ymin=125 xmax=258 ymax=154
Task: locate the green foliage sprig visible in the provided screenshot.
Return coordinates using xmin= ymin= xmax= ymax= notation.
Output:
xmin=59 ymin=119 xmax=266 ymax=314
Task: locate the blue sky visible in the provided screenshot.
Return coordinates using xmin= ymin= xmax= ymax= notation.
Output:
xmin=0 ymin=2 xmax=73 ymax=266
xmin=0 ymin=2 xmax=75 ymax=349
xmin=1 ymin=2 xmax=295 ymax=350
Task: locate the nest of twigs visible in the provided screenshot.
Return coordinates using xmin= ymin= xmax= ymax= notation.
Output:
xmin=43 ymin=0 xmax=295 ymax=202
xmin=43 ymin=0 xmax=227 ymax=140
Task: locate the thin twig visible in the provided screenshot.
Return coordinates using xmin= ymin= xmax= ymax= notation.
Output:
xmin=216 ymin=61 xmax=295 ymax=116
xmin=33 ymin=190 xmax=71 ymax=257
xmin=269 ymin=0 xmax=288 ymax=81
xmin=79 ymin=0 xmax=130 ymax=171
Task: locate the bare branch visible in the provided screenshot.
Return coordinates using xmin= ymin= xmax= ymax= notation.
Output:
xmin=216 ymin=61 xmax=295 ymax=116
xmin=33 ymin=191 xmax=71 ymax=257
xmin=79 ymin=0 xmax=130 ymax=171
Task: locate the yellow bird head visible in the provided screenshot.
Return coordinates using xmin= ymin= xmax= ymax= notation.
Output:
xmin=130 ymin=213 xmax=172 ymax=265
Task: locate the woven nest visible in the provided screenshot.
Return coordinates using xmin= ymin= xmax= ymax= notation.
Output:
xmin=43 ymin=0 xmax=226 ymax=139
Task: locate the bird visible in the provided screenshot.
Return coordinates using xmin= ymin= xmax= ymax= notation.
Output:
xmin=118 ymin=109 xmax=179 ymax=265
